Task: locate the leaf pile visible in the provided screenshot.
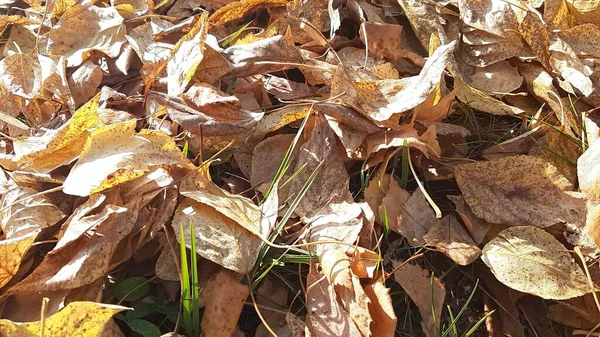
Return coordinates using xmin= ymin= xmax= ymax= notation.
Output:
xmin=0 ymin=0 xmax=599 ymax=336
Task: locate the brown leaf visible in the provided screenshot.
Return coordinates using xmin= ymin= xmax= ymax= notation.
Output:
xmin=67 ymin=61 xmax=102 ymax=108
xmin=250 ymin=134 xmax=295 ymax=193
xmin=359 ymin=22 xmax=403 ymax=62
xmin=454 ymin=155 xmax=586 ymax=229
xmin=397 ymin=188 xmax=437 ymax=245
xmin=223 ymin=36 xmax=304 ymax=79
xmin=557 ymin=23 xmax=600 ymax=57
xmin=0 ymin=94 xmax=102 ymax=173
xmin=447 ymin=195 xmax=491 ymax=245
xmin=0 ymin=53 xmax=41 ymax=99
xmin=6 ymin=196 xmax=140 ymax=294
xmin=331 ymin=41 xmax=456 ymax=125
xmin=393 ymin=261 xmax=445 ymax=337
xmin=455 ymin=77 xmax=524 ymax=116
xmin=424 ymin=215 xmax=481 ymax=265
xmin=364 ymin=281 xmax=397 ymax=337
xmin=201 ymin=271 xmax=249 ymax=337
xmin=481 ymin=226 xmax=592 ymax=300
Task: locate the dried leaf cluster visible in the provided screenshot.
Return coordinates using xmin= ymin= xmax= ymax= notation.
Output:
xmin=0 ymin=0 xmax=599 ymax=336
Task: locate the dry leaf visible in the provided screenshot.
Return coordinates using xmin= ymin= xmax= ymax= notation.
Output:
xmin=481 ymin=226 xmax=592 ymax=300
xmin=455 ymin=77 xmax=524 ymax=116
xmin=209 ymin=0 xmax=286 ymax=25
xmin=0 ymin=94 xmax=102 ymax=173
xmin=305 ymin=262 xmax=363 ymax=337
xmin=424 ymin=215 xmax=481 ymax=265
xmin=1 ymin=186 xmax=65 ymax=239
xmin=0 ymin=230 xmax=38 ymax=288
xmin=364 ymin=281 xmax=397 ymax=337
xmin=44 ymin=5 xmax=126 ymax=67
xmin=447 ymin=195 xmax=491 ymax=245
xmin=166 ymin=12 xmax=209 ymax=96
xmin=454 ymin=155 xmax=586 ymax=229
xmin=0 ymin=301 xmax=127 ymax=337
xmin=393 ymin=261 xmax=445 ymax=337
xmin=397 ymin=188 xmax=437 ymax=245
xmin=0 ymin=53 xmax=41 ymax=100
xmin=201 ymin=271 xmax=249 ymax=337
xmin=63 ymin=120 xmax=192 ymax=196
xmin=331 ymin=41 xmax=456 ymax=125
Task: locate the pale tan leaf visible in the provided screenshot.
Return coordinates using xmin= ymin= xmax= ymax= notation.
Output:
xmin=454 ymin=155 xmax=586 ymax=228
xmin=0 ymin=301 xmax=127 ymax=337
xmin=364 ymin=281 xmax=397 ymax=337
xmin=466 ymin=61 xmax=523 ymax=93
xmin=424 ymin=215 xmax=481 ymax=265
xmin=201 ymin=271 xmax=249 ymax=337
xmin=63 ymin=120 xmax=193 ymax=197
xmin=567 ymin=0 xmax=600 ymax=22
xmin=155 ymin=246 xmax=179 ymax=281
xmin=529 ymin=129 xmax=581 ymax=184
xmin=0 ymin=53 xmax=41 ymax=99
xmin=67 ymin=61 xmax=102 ymax=108
xmin=549 ymin=38 xmax=594 ymax=96
xmin=481 ymin=226 xmax=592 ymax=300
xmin=305 ymin=263 xmax=363 ymax=337
xmin=1 ymin=186 xmax=65 ymax=239
xmin=166 ymin=12 xmax=208 ymax=96
xmin=578 ymin=133 xmax=600 ymax=200
xmin=393 ymin=261 xmax=445 ymax=337
xmin=0 ymin=230 xmax=38 ymax=288
xmin=250 ymin=134 xmax=295 ymax=193
xmin=557 ymin=23 xmax=600 ymax=57
xmin=223 ymin=35 xmax=303 ymax=79
xmin=126 ymin=19 xmax=174 ymax=64
xmin=44 ymin=5 xmax=126 ymax=67
xmin=172 ymin=198 xmax=261 ymax=274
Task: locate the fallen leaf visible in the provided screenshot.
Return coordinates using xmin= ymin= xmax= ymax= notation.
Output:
xmin=304 ymin=262 xmax=364 ymax=337
xmin=0 ymin=230 xmax=38 ymax=288
xmin=44 ymin=5 xmax=126 ymax=67
xmin=447 ymin=195 xmax=491 ymax=245
xmin=364 ymin=281 xmax=397 ymax=337
xmin=166 ymin=12 xmax=209 ymax=96
xmin=454 ymin=155 xmax=586 ymax=229
xmin=0 ymin=53 xmax=41 ymax=100
xmin=397 ymin=188 xmax=437 ymax=245
xmin=331 ymin=41 xmax=457 ymax=125
xmin=359 ymin=22 xmax=403 ymax=62
xmin=393 ymin=261 xmax=445 ymax=337
xmin=0 ymin=301 xmax=127 ymax=337
xmin=1 ymin=186 xmax=65 ymax=239
xmin=209 ymin=0 xmax=286 ymax=25
xmin=455 ymin=77 xmax=524 ymax=116
xmin=424 ymin=215 xmax=481 ymax=265
xmin=481 ymin=226 xmax=592 ymax=300
xmin=63 ymin=120 xmax=192 ymax=196
xmin=201 ymin=271 xmax=249 ymax=337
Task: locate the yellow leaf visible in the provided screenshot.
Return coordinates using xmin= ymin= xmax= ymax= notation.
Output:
xmin=209 ymin=0 xmax=286 ymax=25
xmin=7 ymin=94 xmax=102 ymax=173
xmin=0 ymin=301 xmax=127 ymax=337
xmin=63 ymin=120 xmax=193 ymax=196
xmin=0 ymin=231 xmax=38 ymax=288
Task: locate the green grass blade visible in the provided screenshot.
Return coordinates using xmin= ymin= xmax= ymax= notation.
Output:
xmin=442 ymin=280 xmax=480 ymax=337
xmin=399 ymin=139 xmax=409 ymax=188
xmin=462 ymin=310 xmax=494 ymax=337
xmin=221 ymin=21 xmax=252 ymax=47
xmin=189 ymin=221 xmax=199 ymax=337
xmin=178 ymin=224 xmax=191 ymax=334
xmin=260 ymin=106 xmax=312 ymax=205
